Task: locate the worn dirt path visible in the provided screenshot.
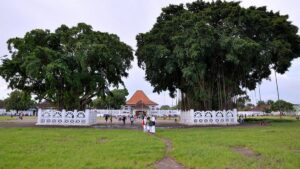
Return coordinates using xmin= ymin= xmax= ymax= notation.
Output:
xmin=154 ymin=136 xmax=187 ymax=169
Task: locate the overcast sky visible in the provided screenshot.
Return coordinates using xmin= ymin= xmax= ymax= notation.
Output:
xmin=0 ymin=0 xmax=299 ymax=106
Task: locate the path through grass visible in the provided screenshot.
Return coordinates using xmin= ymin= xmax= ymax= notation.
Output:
xmin=158 ymin=117 xmax=300 ymax=169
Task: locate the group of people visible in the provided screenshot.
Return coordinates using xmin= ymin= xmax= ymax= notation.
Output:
xmin=103 ymin=114 xmax=156 ymax=133
xmin=142 ymin=116 xmax=156 ymax=133
xmin=10 ymin=112 xmax=24 ymax=120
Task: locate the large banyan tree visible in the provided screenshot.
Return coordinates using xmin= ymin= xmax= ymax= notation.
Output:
xmin=0 ymin=23 xmax=133 ymax=110
xmin=136 ymin=0 xmax=300 ymax=110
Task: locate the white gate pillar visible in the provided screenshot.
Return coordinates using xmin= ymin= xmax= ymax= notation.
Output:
xmin=37 ymin=109 xmax=42 ymax=124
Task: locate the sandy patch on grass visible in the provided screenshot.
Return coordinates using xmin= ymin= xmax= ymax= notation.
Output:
xmin=154 ymin=137 xmax=187 ymax=169
xmin=97 ymin=137 xmax=109 ymax=144
xmin=232 ymin=146 xmax=261 ymax=158
xmin=155 ymin=156 xmax=187 ymax=169
xmin=291 ymin=149 xmax=300 ymax=153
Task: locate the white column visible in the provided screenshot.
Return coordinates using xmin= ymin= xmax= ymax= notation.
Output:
xmin=36 ymin=109 xmax=42 ymax=125
xmin=73 ymin=110 xmax=77 ymax=126
xmin=189 ymin=109 xmax=194 ymax=125
xmin=233 ymin=109 xmax=238 ymax=124
xmin=62 ymin=109 xmax=66 ymax=125
xmin=85 ymin=109 xmax=90 ymax=125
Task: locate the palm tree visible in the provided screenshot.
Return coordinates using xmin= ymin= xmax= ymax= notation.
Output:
xmin=274 ymin=69 xmax=281 ymax=118
xmin=274 ymin=70 xmax=280 ymax=101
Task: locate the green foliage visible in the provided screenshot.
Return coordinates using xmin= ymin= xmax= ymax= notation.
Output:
xmin=267 ymin=100 xmax=274 ymax=105
xmin=0 ymin=23 xmax=133 ymax=110
xmin=257 ymin=101 xmax=266 ymax=106
xmin=271 ymin=99 xmax=294 ymax=112
xmin=4 ymin=90 xmax=34 ymax=112
xmin=256 ymin=100 xmax=273 ymax=113
xmin=0 ymin=100 xmax=4 ymax=108
xmin=136 ymin=0 xmax=300 ymax=110
xmin=92 ymin=89 xmax=129 ymax=109
xmin=160 ymin=105 xmax=171 ymax=110
xmin=236 ymin=95 xmax=251 ymax=110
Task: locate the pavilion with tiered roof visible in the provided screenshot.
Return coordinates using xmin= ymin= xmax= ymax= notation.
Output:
xmin=124 ymin=90 xmax=158 ymax=116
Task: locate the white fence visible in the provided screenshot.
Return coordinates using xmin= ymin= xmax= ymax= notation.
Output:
xmin=91 ymin=109 xmax=179 ymax=117
xmin=238 ymin=111 xmax=265 ymax=116
xmin=36 ymin=109 xmax=97 ymax=126
xmin=0 ymin=109 xmax=35 ymax=116
xmin=149 ymin=110 xmax=180 ymax=117
xmin=180 ymin=109 xmax=238 ymax=125
xmin=92 ymin=109 xmax=130 ymax=117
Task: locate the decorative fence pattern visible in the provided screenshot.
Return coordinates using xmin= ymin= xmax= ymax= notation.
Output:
xmin=180 ymin=109 xmax=238 ymax=125
xmin=36 ymin=109 xmax=97 ymax=126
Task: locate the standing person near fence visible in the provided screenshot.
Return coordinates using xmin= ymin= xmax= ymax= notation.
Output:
xmin=130 ymin=115 xmax=134 ymax=125
xmin=146 ymin=117 xmax=151 ymax=132
xmin=142 ymin=117 xmax=146 ymax=132
xmin=105 ymin=115 xmax=108 ymax=124
xmin=122 ymin=116 xmax=126 ymax=125
xmin=150 ymin=116 xmax=156 ymax=133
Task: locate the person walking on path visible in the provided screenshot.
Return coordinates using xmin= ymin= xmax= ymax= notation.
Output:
xmin=19 ymin=112 xmax=23 ymax=120
xmin=122 ymin=116 xmax=126 ymax=125
xmin=110 ymin=115 xmax=113 ymax=124
xmin=147 ymin=117 xmax=152 ymax=133
xmin=146 ymin=117 xmax=151 ymax=132
xmin=142 ymin=117 xmax=147 ymax=132
xmin=105 ymin=115 xmax=109 ymax=124
xmin=150 ymin=116 xmax=156 ymax=133
xmin=130 ymin=115 xmax=134 ymax=125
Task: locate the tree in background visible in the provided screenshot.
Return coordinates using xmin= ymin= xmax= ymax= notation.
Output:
xmin=256 ymin=100 xmax=273 ymax=113
xmin=0 ymin=23 xmax=133 ymax=110
xmin=267 ymin=100 xmax=274 ymax=106
xmin=4 ymin=90 xmax=34 ymax=114
xmin=136 ymin=0 xmax=300 ymax=110
xmin=160 ymin=105 xmax=171 ymax=110
xmin=236 ymin=95 xmax=251 ymax=110
xmin=92 ymin=89 xmax=129 ymax=109
xmin=0 ymin=100 xmax=4 ymax=108
xmin=271 ymin=100 xmax=294 ymax=113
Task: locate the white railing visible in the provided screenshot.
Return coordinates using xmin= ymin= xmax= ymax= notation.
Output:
xmin=36 ymin=109 xmax=97 ymax=126
xmin=180 ymin=109 xmax=238 ymax=125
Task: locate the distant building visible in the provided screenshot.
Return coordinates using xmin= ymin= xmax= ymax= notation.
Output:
xmin=36 ymin=101 xmax=56 ymax=110
xmin=124 ymin=90 xmax=158 ymax=116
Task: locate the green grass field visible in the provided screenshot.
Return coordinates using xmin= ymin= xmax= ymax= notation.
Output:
xmin=0 ymin=128 xmax=164 ymax=169
xmin=0 ymin=117 xmax=300 ymax=169
xmin=158 ymin=117 xmax=300 ymax=169
xmin=0 ymin=116 xmax=14 ymax=121
xmin=0 ymin=116 xmax=37 ymax=121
